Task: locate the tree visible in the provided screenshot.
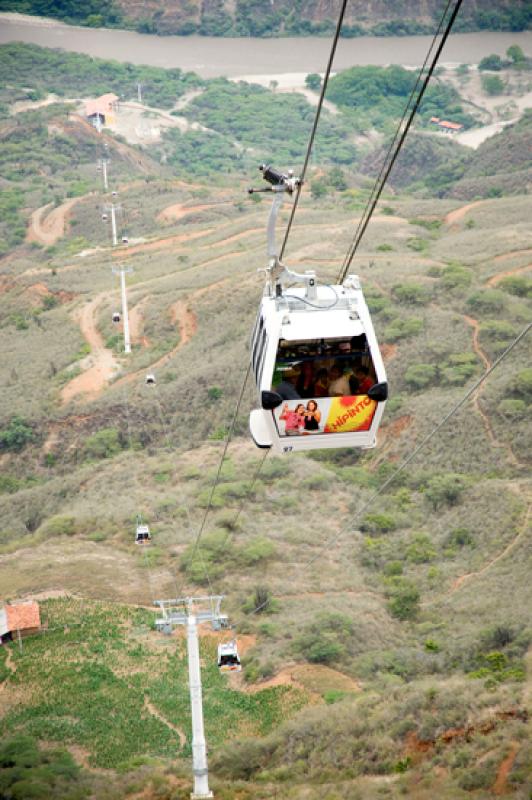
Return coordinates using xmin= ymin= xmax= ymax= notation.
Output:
xmin=305 ymin=73 xmax=322 ymax=92
xmin=478 ymin=53 xmax=503 ymax=71
xmin=404 ymin=364 xmax=437 ymax=390
xmin=506 ymin=44 xmax=525 ymax=64
xmin=425 ymin=473 xmax=466 ymax=510
xmin=386 ymin=578 xmax=420 ymax=620
xmin=0 ymin=416 xmax=34 ymax=452
xmin=482 ymin=75 xmax=505 ymax=96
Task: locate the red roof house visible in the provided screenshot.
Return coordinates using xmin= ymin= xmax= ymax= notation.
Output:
xmin=0 ymin=601 xmax=41 ymax=643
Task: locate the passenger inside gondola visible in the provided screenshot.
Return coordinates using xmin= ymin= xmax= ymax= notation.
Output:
xmin=273 ymin=336 xmax=376 ymax=399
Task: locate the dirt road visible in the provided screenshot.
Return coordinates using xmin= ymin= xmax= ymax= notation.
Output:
xmin=61 ymin=295 xmax=121 ymax=404
xmin=27 ymin=197 xmax=82 ymax=246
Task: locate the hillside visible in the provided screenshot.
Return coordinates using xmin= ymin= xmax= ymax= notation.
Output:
xmin=0 ymin=0 xmax=530 ymax=36
xmin=0 ymin=44 xmax=531 ymax=800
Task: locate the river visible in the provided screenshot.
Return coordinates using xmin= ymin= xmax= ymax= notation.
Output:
xmin=1 ymin=12 xmax=531 ymax=78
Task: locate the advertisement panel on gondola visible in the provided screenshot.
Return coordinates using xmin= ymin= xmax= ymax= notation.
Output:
xmin=273 ymin=395 xmax=377 ymax=437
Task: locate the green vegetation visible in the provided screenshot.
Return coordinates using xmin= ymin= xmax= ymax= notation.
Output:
xmin=0 ymin=416 xmax=34 ymax=452
xmin=327 ymin=65 xmax=476 ymax=130
xmin=0 ymin=40 xmax=531 ymax=800
xmin=2 ymin=0 xmax=529 ymax=36
xmin=0 ymin=43 xmax=201 ymax=110
xmin=0 ymin=735 xmax=88 ymax=800
xmin=482 ymin=74 xmax=505 ymax=96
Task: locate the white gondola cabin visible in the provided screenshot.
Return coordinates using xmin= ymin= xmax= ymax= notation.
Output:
xmin=217 ymin=640 xmax=242 ymax=672
xmin=135 ymin=523 xmax=151 ymax=545
xmin=145 ymin=374 xmax=156 ymax=386
xmin=112 ymin=311 xmax=121 ymax=323
xmin=248 ymin=165 xmax=387 ymax=455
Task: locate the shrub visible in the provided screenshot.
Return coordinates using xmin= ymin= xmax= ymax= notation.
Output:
xmin=498 ymin=275 xmax=532 ymax=298
xmin=405 ymin=532 xmax=436 ymax=564
xmin=407 ymin=237 xmax=428 ymax=252
xmin=0 ymin=735 xmax=81 ymax=800
xmin=238 ymin=537 xmax=276 ymax=566
xmin=392 ymin=283 xmax=430 ymax=304
xmin=41 ymin=515 xmax=76 ymax=537
xmin=466 ymin=289 xmax=506 ymax=314
xmin=482 ymin=74 xmax=505 ymax=95
xmin=497 ymin=398 xmax=527 ymax=418
xmin=377 ymin=243 xmax=393 ymax=252
xmin=404 ymin=363 xmax=437 ymax=390
xmin=478 ymin=53 xmax=503 ymax=71
xmin=514 ymin=368 xmax=532 ymax=402
xmin=383 ymin=560 xmax=403 ymax=576
xmin=295 ymin=613 xmax=353 ymax=664
xmin=480 ymin=320 xmax=517 ymax=341
xmin=242 ymin=586 xmax=277 ymax=615
xmin=440 ymin=353 xmax=477 ymax=385
xmin=386 ymin=578 xmax=420 ymax=620
xmin=446 ymin=527 xmax=474 ymax=548
xmin=384 ymin=317 xmax=423 ymax=342
xmin=440 ymin=264 xmax=472 ymax=290
xmin=360 ymin=512 xmax=397 ymax=534
xmin=365 ymin=291 xmax=389 ymax=315
xmin=84 ymin=428 xmax=123 ymax=459
xmin=0 ymin=416 xmax=34 ymax=452
xmin=207 ymin=386 xmax=223 ymax=400
xmin=305 ymin=73 xmax=322 ymax=91
xmin=425 ymin=473 xmax=466 ymax=509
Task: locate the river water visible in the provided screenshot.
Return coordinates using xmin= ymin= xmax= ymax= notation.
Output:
xmin=1 ymin=12 xmax=531 ymax=78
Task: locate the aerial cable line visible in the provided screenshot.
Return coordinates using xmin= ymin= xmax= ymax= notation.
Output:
xmin=187 ymin=363 xmax=252 ymax=571
xmin=337 ymin=0 xmax=464 ymax=284
xmin=279 ymin=0 xmax=349 ymax=261
xmin=248 ymin=321 xmax=531 ymax=615
xmin=335 ymin=0 xmax=455 ymax=284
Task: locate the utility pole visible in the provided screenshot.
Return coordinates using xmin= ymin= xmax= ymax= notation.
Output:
xmin=112 ymin=265 xmax=132 ymax=353
xmin=137 ymin=82 xmax=142 ymax=103
xmin=103 ymin=203 xmax=121 ymax=247
xmin=155 ymin=595 xmax=228 ymax=799
xmin=98 ymin=157 xmax=109 ymax=191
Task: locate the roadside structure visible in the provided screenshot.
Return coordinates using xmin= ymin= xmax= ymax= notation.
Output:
xmin=430 ymin=116 xmax=464 ymax=133
xmin=85 ymin=93 xmax=119 ymax=128
xmin=0 ymin=601 xmax=41 ymax=645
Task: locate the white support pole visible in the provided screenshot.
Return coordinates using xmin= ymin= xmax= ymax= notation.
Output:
xmin=110 ymin=204 xmax=118 ymax=247
xmin=137 ymin=82 xmax=142 ymax=103
xmin=187 ymin=613 xmax=213 ymax=800
xmin=102 ymin=160 xmax=108 ymax=192
xmin=119 ymin=269 xmax=131 ymax=354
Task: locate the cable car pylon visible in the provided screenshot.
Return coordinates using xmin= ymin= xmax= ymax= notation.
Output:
xmin=154 ymin=595 xmax=230 ymax=799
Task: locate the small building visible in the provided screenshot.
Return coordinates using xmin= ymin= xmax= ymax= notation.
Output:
xmin=85 ymin=93 xmax=119 ymax=128
xmin=430 ymin=116 xmax=464 ymax=134
xmin=0 ymin=601 xmax=41 ymax=644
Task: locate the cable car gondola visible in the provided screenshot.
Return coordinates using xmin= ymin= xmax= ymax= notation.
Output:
xmin=145 ymin=374 xmax=156 ymax=386
xmin=112 ymin=311 xmax=121 ymax=323
xmin=217 ymin=640 xmax=242 ymax=672
xmin=135 ymin=516 xmax=151 ymax=545
xmin=249 ymin=165 xmax=387 ymax=455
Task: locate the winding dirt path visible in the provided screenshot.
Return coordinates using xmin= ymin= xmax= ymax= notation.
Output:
xmin=26 ymin=197 xmax=83 ymax=247
xmin=423 ymin=500 xmax=530 ymax=606
xmin=444 ymin=199 xmax=487 ymax=228
xmin=463 ymin=313 xmax=521 ymax=467
xmin=113 ymin=279 xmax=228 ymax=390
xmin=143 ymin=696 xmax=186 ymax=748
xmin=492 ymin=742 xmax=520 ymax=795
xmin=487 ymin=262 xmax=532 ymax=287
xmin=60 ymin=295 xmax=121 ymax=404
xmin=157 ymin=202 xmax=228 ymax=224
